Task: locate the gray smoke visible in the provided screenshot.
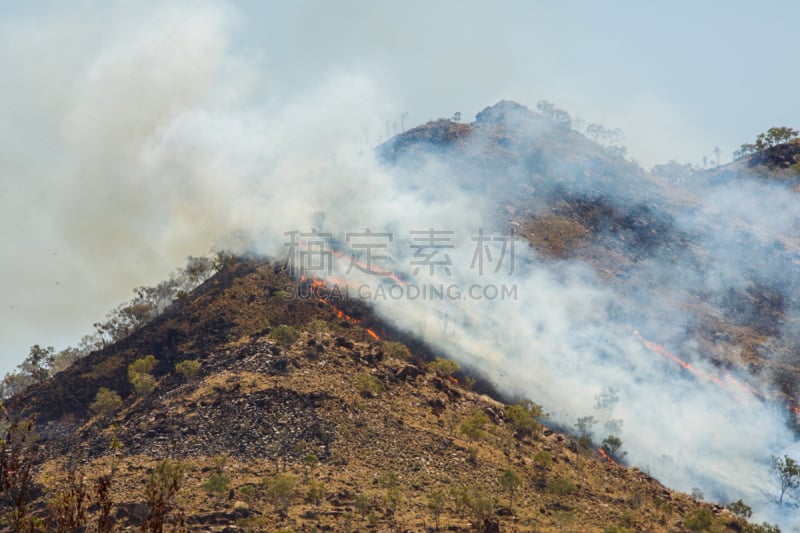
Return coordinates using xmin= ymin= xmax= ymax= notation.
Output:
xmin=3 ymin=2 xmax=800 ymax=528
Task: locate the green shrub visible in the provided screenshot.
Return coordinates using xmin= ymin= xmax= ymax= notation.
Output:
xmin=467 ymin=491 xmax=494 ymax=525
xmin=548 ymin=476 xmax=576 ymax=495
xmin=500 ymin=468 xmax=522 ymax=507
xmin=504 ymin=400 xmax=547 ymax=438
xmin=127 ymin=355 xmax=157 ymax=382
xmin=459 ymin=410 xmax=489 ymax=440
xmin=305 ymin=481 xmax=325 ymax=507
xmin=272 ymin=325 xmax=299 ymax=347
xmin=384 ymin=487 xmax=401 ymax=511
xmin=354 ymin=373 xmax=384 ymax=397
xmin=239 ymin=484 xmax=256 ymax=503
xmin=450 ymin=486 xmax=472 ymax=517
xmin=377 ymin=470 xmax=398 ymax=488
xmin=466 ymin=447 xmax=479 ymax=465
xmin=308 ymin=319 xmax=328 ymax=336
xmin=354 ymin=493 xmax=370 ymax=519
xmin=618 ymin=510 xmax=637 ymax=528
xmin=685 ymin=508 xmax=712 ymax=532
xmin=89 ymin=388 xmax=122 ymax=418
xmin=175 ymin=360 xmax=201 ymax=381
xmin=429 ymin=357 xmax=460 ymax=376
xmin=128 ymin=355 xmax=157 ymax=397
xmin=130 ymin=373 xmax=156 ymax=397
xmin=382 ymin=341 xmax=411 ymax=360
xmin=533 ymin=450 xmax=552 ymax=489
xmin=203 ymin=472 xmax=230 ymax=497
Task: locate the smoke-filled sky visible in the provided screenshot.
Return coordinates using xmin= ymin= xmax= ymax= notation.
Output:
xmin=3 ymin=0 xmax=800 ymax=375
xmin=4 ymin=1 xmax=800 ymax=526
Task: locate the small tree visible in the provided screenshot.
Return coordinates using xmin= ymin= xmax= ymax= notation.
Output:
xmin=378 ymin=470 xmax=399 ymax=489
xmin=575 ymin=416 xmax=596 ymax=449
xmin=427 ymin=489 xmax=446 ymax=530
xmin=537 ymin=100 xmax=572 ymax=128
xmin=533 ymin=450 xmax=552 ymax=489
xmin=500 ymin=468 xmax=522 ymax=508
xmin=143 ymin=459 xmax=184 ymax=532
xmin=772 ymin=454 xmax=800 ymax=504
xmin=174 ymin=360 xmax=201 ymax=381
xmin=594 ymin=386 xmax=623 ymax=433
xmin=264 ymin=474 xmax=296 ymax=515
xmin=212 ymin=250 xmax=237 ymax=274
xmin=0 ymin=404 xmax=38 ymax=531
xmin=749 ymin=522 xmax=782 ymax=533
xmin=90 ymin=388 xmax=123 ymax=418
xmin=182 ymin=255 xmax=213 ymax=285
xmin=305 ymin=481 xmax=325 ymax=508
xmin=48 ymin=469 xmax=88 ymax=532
xmin=691 ymin=487 xmax=704 ymax=502
xmin=601 ymin=435 xmax=627 ymax=461
xmin=19 ymin=344 xmax=55 ymax=384
xmin=734 ymin=126 xmax=799 ymax=159
xmin=450 ymin=486 xmax=472 ymax=518
xmin=727 ymin=498 xmax=752 ymax=520
xmin=94 ymin=474 xmax=114 ymax=533
xmin=384 ymin=487 xmax=401 ymax=512
xmin=467 ymin=490 xmax=494 ymax=528
xmin=302 ymin=450 xmax=319 ymax=481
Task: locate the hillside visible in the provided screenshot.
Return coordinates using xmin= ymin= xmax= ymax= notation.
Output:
xmin=7 ymin=259 xmax=750 ymax=532
xmin=384 ymin=102 xmax=800 ymax=403
xmin=4 ymin=101 xmax=799 ymax=532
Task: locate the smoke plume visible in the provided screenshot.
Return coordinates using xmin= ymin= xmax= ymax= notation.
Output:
xmin=4 ymin=2 xmax=800 ymax=527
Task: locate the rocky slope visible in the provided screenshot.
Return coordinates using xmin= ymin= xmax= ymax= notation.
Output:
xmin=13 ymin=259 xmax=750 ymax=532
xmin=7 ymin=101 xmax=799 ymax=531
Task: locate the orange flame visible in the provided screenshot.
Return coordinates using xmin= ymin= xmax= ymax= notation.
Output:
xmin=635 ymin=329 xmax=800 ymax=418
xmin=634 ymin=329 xmax=738 ymax=390
xmin=448 ymin=375 xmax=459 ymax=385
xmin=329 ymin=248 xmax=407 ymax=286
xmin=598 ymin=447 xmax=617 ymax=465
xmin=298 ymin=276 xmax=368 ymax=335
xmin=366 ymin=328 xmax=380 ymax=340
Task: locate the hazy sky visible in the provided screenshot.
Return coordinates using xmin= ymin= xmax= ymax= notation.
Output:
xmin=2 ymin=0 xmax=800 ymax=376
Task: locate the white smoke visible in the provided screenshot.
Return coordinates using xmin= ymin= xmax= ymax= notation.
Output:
xmin=3 ymin=2 xmax=800 ymax=528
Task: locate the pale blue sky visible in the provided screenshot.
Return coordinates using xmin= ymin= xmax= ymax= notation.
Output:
xmin=232 ymin=0 xmax=800 ymax=165
xmin=2 ymin=0 xmax=799 ymax=376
